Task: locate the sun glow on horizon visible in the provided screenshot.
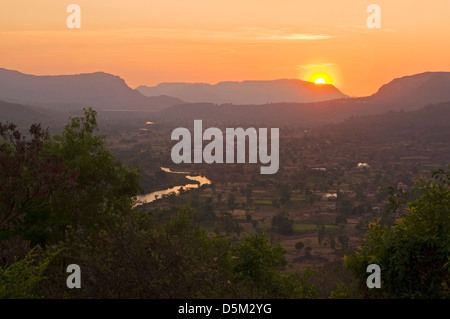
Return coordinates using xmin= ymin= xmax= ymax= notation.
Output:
xmin=306 ymin=71 xmax=334 ymax=86
xmin=315 ymin=77 xmax=326 ymax=84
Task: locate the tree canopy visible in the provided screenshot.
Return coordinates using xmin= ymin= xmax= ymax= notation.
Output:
xmin=345 ymin=167 xmax=450 ymax=298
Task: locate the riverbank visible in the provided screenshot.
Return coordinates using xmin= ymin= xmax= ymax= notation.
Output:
xmin=135 ymin=167 xmax=211 ymax=205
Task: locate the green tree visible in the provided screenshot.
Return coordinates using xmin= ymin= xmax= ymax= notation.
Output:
xmin=271 ymin=211 xmax=294 ymax=235
xmin=48 ymin=206 xmax=227 ymax=298
xmin=278 ymin=183 xmax=292 ymax=204
xmin=329 ymin=234 xmax=336 ymax=250
xmin=339 ymin=199 xmax=352 ymax=215
xmin=345 ymin=168 xmax=450 ymax=298
xmin=227 ymin=192 xmax=236 ymax=211
xmin=1 ymin=109 xmax=143 ymax=297
xmin=337 ymin=235 xmax=349 ymax=250
xmin=305 ymin=246 xmax=312 ymax=257
xmin=42 ymin=205 xmax=315 ymax=299
xmin=317 ymin=224 xmax=326 ymax=244
xmin=231 ymin=233 xmax=316 ymax=298
xmin=308 ymin=194 xmax=316 ymax=207
xmin=0 ymin=246 xmax=59 ymax=299
xmin=335 ymin=215 xmax=347 ymax=225
xmin=49 ymin=108 xmax=142 ymax=234
xmin=245 ymin=186 xmax=253 ymax=205
xmin=219 ymin=212 xmax=242 ymax=236
xmin=0 ymin=122 xmax=78 ymax=246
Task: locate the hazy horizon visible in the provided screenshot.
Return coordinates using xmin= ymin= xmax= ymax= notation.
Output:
xmin=4 ymin=66 xmax=449 ymax=100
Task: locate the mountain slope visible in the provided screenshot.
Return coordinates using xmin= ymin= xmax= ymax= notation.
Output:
xmin=154 ymin=72 xmax=450 ymax=124
xmin=369 ymin=72 xmax=450 ymax=108
xmin=0 ymin=68 xmax=183 ymax=112
xmin=137 ymin=79 xmax=348 ymax=105
xmin=0 ymin=99 xmax=67 ymax=130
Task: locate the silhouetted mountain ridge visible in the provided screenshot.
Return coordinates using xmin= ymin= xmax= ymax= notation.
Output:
xmin=1 ymin=69 xmax=450 ymax=127
xmin=154 ymin=72 xmax=450 ymax=124
xmin=369 ymin=72 xmax=450 ymax=107
xmin=137 ymin=79 xmax=348 ymax=104
xmin=0 ymin=68 xmax=183 ymax=112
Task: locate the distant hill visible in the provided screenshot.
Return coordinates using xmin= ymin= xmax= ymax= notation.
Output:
xmin=329 ymin=102 xmax=450 ymax=145
xmin=369 ymin=72 xmax=450 ymax=108
xmin=0 ymin=68 xmax=183 ymax=112
xmin=0 ymin=99 xmax=67 ymax=131
xmin=154 ymin=72 xmax=450 ymax=125
xmin=2 ymin=69 xmax=450 ymax=127
xmin=137 ymin=79 xmax=348 ymax=105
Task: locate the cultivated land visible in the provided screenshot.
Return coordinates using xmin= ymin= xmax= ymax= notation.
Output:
xmin=105 ymin=104 xmax=450 ymax=271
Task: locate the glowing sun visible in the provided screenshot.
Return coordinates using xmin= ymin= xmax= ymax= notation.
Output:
xmin=307 ymin=72 xmax=333 ymax=85
xmin=315 ymin=77 xmax=326 ymax=84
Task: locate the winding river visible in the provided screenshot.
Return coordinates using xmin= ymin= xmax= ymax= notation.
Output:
xmin=135 ymin=167 xmax=211 ymax=205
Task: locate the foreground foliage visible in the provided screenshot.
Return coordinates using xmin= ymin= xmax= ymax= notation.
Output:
xmin=345 ymin=167 xmax=450 ymax=298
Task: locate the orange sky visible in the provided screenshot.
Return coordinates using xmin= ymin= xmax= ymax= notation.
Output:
xmin=1 ymin=1 xmax=450 ymax=97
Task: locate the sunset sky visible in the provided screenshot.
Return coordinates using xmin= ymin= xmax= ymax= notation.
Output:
xmin=1 ymin=0 xmax=450 ymax=97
